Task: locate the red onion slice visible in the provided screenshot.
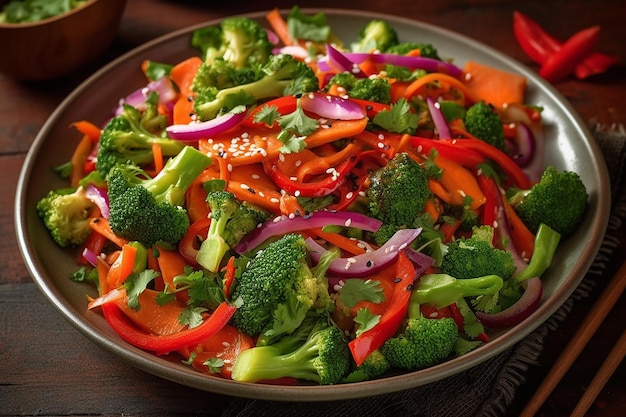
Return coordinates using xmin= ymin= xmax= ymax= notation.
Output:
xmin=166 ymin=110 xmax=247 ymax=142
xmin=306 ymin=228 xmax=422 ymax=278
xmin=325 ymin=44 xmax=367 ymax=78
xmin=85 ymin=184 xmax=110 ymax=220
xmin=81 ymin=247 xmax=99 ymax=268
xmin=113 ymin=76 xmax=178 ymax=116
xmin=318 ymin=51 xmax=463 ymax=78
xmin=476 ymin=277 xmax=543 ymax=328
xmin=300 ymin=92 xmax=366 ymax=120
xmin=233 ymin=211 xmax=383 ymax=254
xmin=426 ymin=96 xmax=452 ymax=139
xmin=274 ymin=45 xmax=310 ymax=59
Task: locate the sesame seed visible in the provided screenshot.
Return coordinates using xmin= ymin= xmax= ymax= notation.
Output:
xmin=251 ymin=173 xmax=260 ymax=180
xmin=344 ymin=218 xmax=352 ymax=227
xmin=345 ymin=192 xmax=353 ymax=200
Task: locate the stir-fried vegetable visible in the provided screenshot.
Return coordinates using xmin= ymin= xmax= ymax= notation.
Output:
xmin=37 ymin=7 xmax=589 ymax=386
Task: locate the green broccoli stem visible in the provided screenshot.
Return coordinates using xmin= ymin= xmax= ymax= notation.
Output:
xmin=514 ymin=223 xmax=561 ymax=284
xmin=231 ymin=330 xmax=324 ymax=383
xmin=412 ymin=274 xmax=503 ymax=309
xmin=142 ymin=146 xmax=212 ymax=206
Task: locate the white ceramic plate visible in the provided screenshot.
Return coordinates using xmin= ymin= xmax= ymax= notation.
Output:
xmin=15 ymin=9 xmax=610 ymax=401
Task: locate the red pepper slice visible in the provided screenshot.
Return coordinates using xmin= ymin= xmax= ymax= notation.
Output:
xmin=477 ymin=174 xmax=500 ymax=233
xmin=348 ymin=251 xmax=415 ymax=366
xmin=101 ymin=301 xmax=236 ymax=354
xmin=178 ymin=217 xmax=212 ymax=265
xmin=512 ymin=11 xmax=618 ymax=80
xmin=539 ymin=25 xmax=600 ymax=83
xmin=242 ymin=95 xmax=298 ymax=127
xmin=408 ymin=136 xmax=485 ymax=168
xmin=441 ymin=137 xmax=532 ymax=190
xmin=263 ymin=151 xmax=362 ymax=198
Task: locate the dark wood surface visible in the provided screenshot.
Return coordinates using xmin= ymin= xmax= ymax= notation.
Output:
xmin=2 ymin=0 xmax=625 ymax=415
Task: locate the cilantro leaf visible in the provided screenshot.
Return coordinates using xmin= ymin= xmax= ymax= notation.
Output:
xmin=252 ymin=104 xmax=282 ymax=127
xmin=179 ymin=306 xmax=208 ymax=329
xmin=124 ymin=269 xmax=160 ymax=310
xmin=353 ymin=307 xmax=380 ymax=337
xmin=372 ymin=98 xmax=418 ymax=134
xmin=338 ymin=279 xmax=385 ymax=308
xmin=173 ymin=267 xmax=225 ymax=309
xmin=278 ymin=100 xmax=319 ymax=136
xmin=276 ymin=130 xmax=307 ymax=153
xmin=203 ymin=357 xmax=225 ymax=373
xmin=287 ymin=6 xmax=331 ymax=42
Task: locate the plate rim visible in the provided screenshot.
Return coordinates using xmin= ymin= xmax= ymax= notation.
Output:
xmin=15 ymin=8 xmax=611 ymax=401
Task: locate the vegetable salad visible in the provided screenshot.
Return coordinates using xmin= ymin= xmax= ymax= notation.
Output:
xmin=37 ymin=7 xmax=588 ymax=385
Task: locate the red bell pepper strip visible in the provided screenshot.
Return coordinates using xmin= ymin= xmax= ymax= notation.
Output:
xmin=539 ymin=25 xmax=600 ymax=83
xmin=242 ymin=95 xmax=298 ymax=127
xmin=349 ymin=251 xmax=415 ymax=366
xmin=477 ymin=174 xmax=500 ymax=233
xmin=512 ymin=11 xmax=618 ymax=80
xmin=101 ymin=301 xmax=236 ymax=354
xmin=263 ymin=151 xmax=361 ymax=198
xmin=408 ymin=135 xmax=485 ymax=169
xmin=442 ymin=136 xmax=532 ymax=190
xmin=178 ymin=216 xmax=212 ymax=265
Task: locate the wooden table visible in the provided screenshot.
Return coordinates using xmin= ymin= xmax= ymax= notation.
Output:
xmin=2 ymin=0 xmax=625 ymax=415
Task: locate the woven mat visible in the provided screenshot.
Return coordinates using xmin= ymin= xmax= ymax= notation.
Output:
xmin=221 ymin=122 xmax=626 ymax=417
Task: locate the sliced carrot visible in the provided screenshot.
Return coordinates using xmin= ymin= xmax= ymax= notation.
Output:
xmin=503 ymin=198 xmax=535 ymax=259
xmin=186 ymin=176 xmax=211 ymax=223
xmin=155 ymin=245 xmax=188 ymax=293
xmin=429 ymin=152 xmax=486 ymax=210
xmin=115 ymin=289 xmax=187 ymax=336
xmin=71 ymin=120 xmax=101 ymax=143
xmin=107 ymin=243 xmax=138 ymax=288
xmin=95 ymin=256 xmax=111 ymax=295
xmin=403 ymin=72 xmax=479 ymax=105
xmin=151 ymin=142 xmax=164 ymax=174
xmin=304 ymin=118 xmax=368 ymax=149
xmin=266 ymin=8 xmax=294 ymax=46
xmin=69 ymin=134 xmax=94 ymax=187
xmin=88 ymin=217 xmax=129 ymax=248
xmin=169 ymin=56 xmax=203 ymax=125
xmin=309 ymin=227 xmax=367 ymax=256
xmin=279 ymin=193 xmax=305 ymax=216
xmin=462 ymin=60 xmax=527 ymax=108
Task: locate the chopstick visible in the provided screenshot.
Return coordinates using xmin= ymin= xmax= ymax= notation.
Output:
xmin=520 ymin=259 xmax=626 ymax=417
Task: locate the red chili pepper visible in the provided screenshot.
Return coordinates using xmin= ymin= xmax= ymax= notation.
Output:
xmin=539 ymin=25 xmax=600 ymax=83
xmin=101 ymin=301 xmax=236 ymax=354
xmin=513 ymin=11 xmax=618 ymax=80
xmin=348 ymin=251 xmax=415 ymax=366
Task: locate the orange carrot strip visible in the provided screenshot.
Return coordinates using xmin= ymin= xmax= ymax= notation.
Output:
xmin=309 ymin=227 xmax=367 ymax=256
xmin=69 ymin=134 xmax=94 ymax=187
xmin=430 ymin=153 xmax=486 ymax=209
xmin=462 ymin=60 xmax=527 ymax=108
xmin=151 ymin=142 xmax=164 ymax=174
xmin=169 ymin=56 xmax=203 ymax=125
xmin=88 ymin=217 xmax=129 ymax=248
xmin=155 ymin=245 xmax=188 ymax=292
xmin=71 ymin=120 xmax=101 ymax=143
xmin=115 ymin=289 xmax=187 ymax=336
xmin=403 ymin=72 xmax=478 ymax=104
xmin=503 ymin=198 xmax=535 ymax=259
xmin=108 ymin=243 xmax=138 ymax=288
xmin=266 ymin=8 xmax=294 ymax=46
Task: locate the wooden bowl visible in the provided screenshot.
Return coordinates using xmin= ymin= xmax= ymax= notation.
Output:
xmin=0 ymin=0 xmax=127 ymax=81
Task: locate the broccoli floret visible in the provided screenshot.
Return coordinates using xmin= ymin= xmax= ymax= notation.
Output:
xmin=386 ymin=42 xmax=441 ymax=60
xmin=192 ymin=17 xmax=272 ymax=68
xmin=440 ymin=225 xmax=517 ymax=281
xmin=96 ymin=99 xmax=186 ymax=179
xmin=230 ymin=233 xmax=331 ymax=337
xmin=380 ymin=291 xmax=458 ymax=370
xmin=107 ymin=146 xmax=212 ymax=247
xmin=193 ymin=53 xmax=319 ymax=121
xmin=350 ymin=76 xmax=392 ymax=104
xmin=351 ymin=19 xmax=399 ymax=53
xmin=231 ymin=317 xmax=351 ymax=385
xmin=344 ymin=349 xmax=391 ymax=382
xmin=191 ymin=58 xmax=261 ymax=92
xmin=367 ymin=152 xmax=431 ymax=226
xmin=196 ymin=191 xmax=269 ymax=272
xmin=508 ymin=165 xmax=588 ymax=238
xmin=325 ymin=72 xmax=391 ymax=104
xmin=36 ymin=187 xmax=96 ymax=248
xmin=463 ymin=101 xmax=506 ymax=151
